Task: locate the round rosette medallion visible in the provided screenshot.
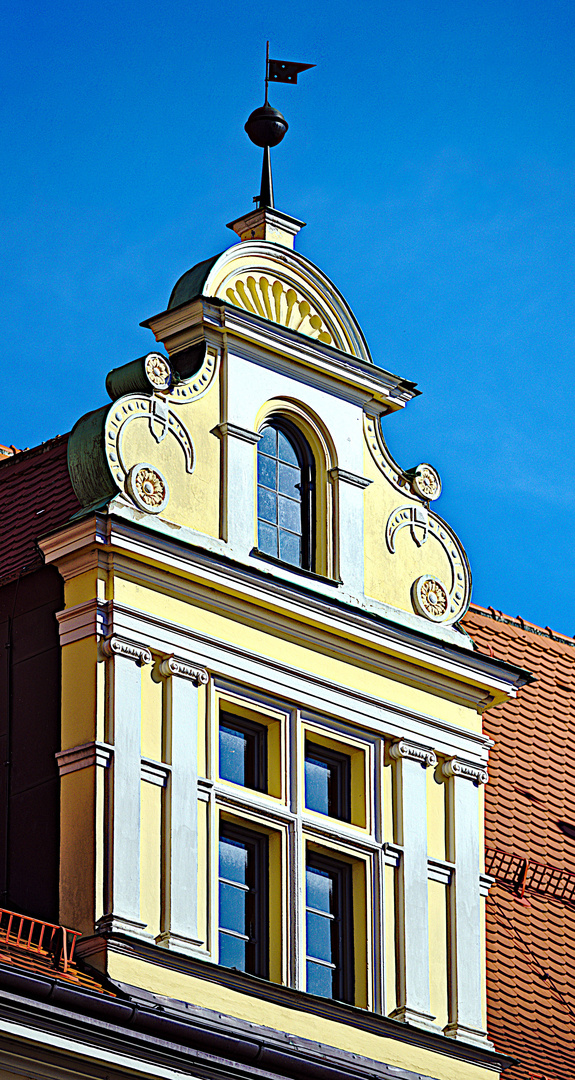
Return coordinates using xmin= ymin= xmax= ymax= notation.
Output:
xmin=411 ymin=463 xmax=442 ymax=501
xmin=126 ymin=463 xmax=170 ymax=514
xmin=144 ymin=352 xmax=172 ymax=392
xmin=412 ymin=575 xmax=450 ymax=621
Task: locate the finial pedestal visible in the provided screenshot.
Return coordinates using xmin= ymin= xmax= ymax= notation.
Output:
xmin=227 ymin=207 xmax=305 ymax=249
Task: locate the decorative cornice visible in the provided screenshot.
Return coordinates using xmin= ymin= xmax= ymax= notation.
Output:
xmin=389 ymin=739 xmax=437 ymax=768
xmin=159 ymin=655 xmax=209 ymax=684
xmin=56 ymin=741 xmax=113 ymax=776
xmin=441 ymin=757 xmax=489 ymax=785
xmin=479 ymin=873 xmax=495 ymax=897
xmin=328 ymin=467 xmax=373 ymax=489
xmin=101 ymin=635 xmax=152 ymax=666
xmin=56 ymin=598 xmax=108 ymax=646
xmin=141 ymin=759 xmax=170 ymax=787
xmin=213 ymin=422 xmax=261 ymax=445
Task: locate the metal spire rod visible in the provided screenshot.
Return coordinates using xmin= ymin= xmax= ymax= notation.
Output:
xmin=264 ymin=40 xmax=269 ymax=105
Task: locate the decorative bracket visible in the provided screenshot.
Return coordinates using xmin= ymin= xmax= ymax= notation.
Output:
xmin=159 ymin=656 xmax=209 ymax=685
xmin=101 ymin=635 xmax=152 ymax=666
xmin=390 ymin=739 xmax=437 ymax=769
xmin=442 ymin=757 xmax=488 ymax=785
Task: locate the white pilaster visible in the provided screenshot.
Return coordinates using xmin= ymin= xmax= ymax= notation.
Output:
xmin=329 ymin=468 xmax=372 ymax=593
xmin=389 ymin=738 xmax=438 ymax=1030
xmin=99 ymin=635 xmax=151 ymax=937
xmin=442 ymin=757 xmax=490 ymax=1046
xmin=215 ymin=422 xmax=260 ymax=555
xmin=157 ymin=655 xmax=209 ymax=953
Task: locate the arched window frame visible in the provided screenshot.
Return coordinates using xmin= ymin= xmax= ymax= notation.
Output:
xmin=256 ymin=417 xmax=315 ymax=572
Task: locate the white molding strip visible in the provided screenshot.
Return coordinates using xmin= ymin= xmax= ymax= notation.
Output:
xmin=56 ymin=598 xmax=108 ymax=646
xmin=141 ymin=759 xmax=170 ymax=787
xmin=329 ymin=466 xmax=373 ymax=489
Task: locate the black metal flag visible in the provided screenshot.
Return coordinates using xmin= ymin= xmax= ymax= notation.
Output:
xmin=268 ymin=59 xmax=315 ymax=84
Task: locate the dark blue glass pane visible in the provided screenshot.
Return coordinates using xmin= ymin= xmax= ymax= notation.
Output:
xmin=278 ymin=495 xmax=301 ymax=533
xmin=278 ymin=461 xmax=300 ymax=498
xmin=306 ymin=910 xmax=332 ymax=962
xmin=305 ymin=756 xmax=330 ymax=815
xmin=258 ymin=485 xmax=277 ymax=524
xmin=220 ymin=931 xmax=246 ymax=970
xmin=279 ymin=530 xmax=301 ymax=566
xmin=219 ymin=881 xmax=246 ymax=933
xmin=258 ymin=426 xmax=277 ymax=456
xmin=219 ymin=836 xmax=248 ymax=884
xmin=258 ymin=453 xmax=277 ymax=489
xmin=306 ymin=865 xmax=333 ymax=913
xmin=220 ymin=726 xmax=247 ymax=785
xmin=278 ymin=430 xmax=299 ymax=466
xmin=306 ymin=959 xmax=333 ymax=998
xmin=258 ymin=520 xmax=278 ymax=557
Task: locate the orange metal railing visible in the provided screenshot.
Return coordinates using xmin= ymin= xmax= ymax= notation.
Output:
xmin=0 ymin=908 xmax=81 ymax=973
xmin=486 ymin=848 xmax=575 ymax=907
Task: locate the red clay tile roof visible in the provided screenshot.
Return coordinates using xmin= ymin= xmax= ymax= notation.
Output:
xmin=0 ymin=435 xmax=81 ymax=585
xmin=463 ymin=604 xmax=575 ymax=1080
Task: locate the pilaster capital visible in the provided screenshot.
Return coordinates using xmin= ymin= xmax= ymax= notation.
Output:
xmin=159 ymin=655 xmax=209 ymax=685
xmin=389 ymin=739 xmax=437 ymax=768
xmin=101 ymin=635 xmax=152 ymax=666
xmin=328 ymin=466 xmax=373 ymax=490
xmin=441 ymin=757 xmax=488 ymax=785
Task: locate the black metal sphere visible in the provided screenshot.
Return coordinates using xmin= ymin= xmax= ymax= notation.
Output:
xmin=244 ymin=103 xmax=289 ymax=148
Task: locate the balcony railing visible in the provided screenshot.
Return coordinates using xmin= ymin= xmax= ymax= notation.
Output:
xmin=0 ymin=908 xmax=81 ymax=973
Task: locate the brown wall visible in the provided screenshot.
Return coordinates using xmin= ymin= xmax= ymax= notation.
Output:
xmin=0 ymin=566 xmax=62 ymax=923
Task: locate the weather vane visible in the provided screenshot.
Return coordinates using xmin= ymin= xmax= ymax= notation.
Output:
xmin=244 ymin=42 xmax=315 ymax=210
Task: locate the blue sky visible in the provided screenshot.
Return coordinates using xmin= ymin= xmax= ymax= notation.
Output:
xmin=2 ymin=0 xmax=574 ymax=634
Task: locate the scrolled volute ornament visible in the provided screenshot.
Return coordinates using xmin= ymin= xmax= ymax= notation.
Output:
xmin=389 ymin=739 xmax=437 ymax=768
xmin=442 ymin=757 xmax=488 ymax=785
xmin=159 ymin=655 xmax=209 ymax=685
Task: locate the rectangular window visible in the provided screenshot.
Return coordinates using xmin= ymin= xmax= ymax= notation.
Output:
xmin=305 ymin=852 xmax=353 ymax=1003
xmin=219 ymin=712 xmax=268 ymax=792
xmin=305 ymin=740 xmax=351 ymax=821
xmin=218 ymin=822 xmax=268 ymax=977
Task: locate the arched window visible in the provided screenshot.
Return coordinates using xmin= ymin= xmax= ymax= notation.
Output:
xmin=257 ymin=420 xmax=314 ymax=570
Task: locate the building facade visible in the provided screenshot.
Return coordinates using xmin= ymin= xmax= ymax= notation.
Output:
xmin=0 ymin=203 xmax=530 ymax=1080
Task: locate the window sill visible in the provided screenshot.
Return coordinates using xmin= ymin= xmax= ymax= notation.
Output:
xmin=250 ymin=549 xmax=342 ymax=587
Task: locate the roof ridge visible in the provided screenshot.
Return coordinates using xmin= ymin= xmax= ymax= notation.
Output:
xmin=469 ymin=603 xmax=575 ymax=648
xmin=0 ymin=433 xmax=69 ymax=472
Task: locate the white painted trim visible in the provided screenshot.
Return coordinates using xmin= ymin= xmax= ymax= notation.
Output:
xmin=443 ymin=763 xmax=488 ymax=1043
xmin=160 ymin=659 xmax=204 ymax=948
xmin=0 ymin=1016 xmax=206 ymax=1080
xmin=329 ymin=467 xmax=372 ymax=489
xmin=214 ymin=422 xmax=261 ymax=444
xmin=390 ymin=741 xmax=438 ymax=1032
xmin=479 ymin=873 xmax=495 ymax=897
xmin=141 ymin=759 xmax=170 ymax=787
xmin=428 ymin=860 xmax=454 ymax=885
xmin=105 ymin=599 xmax=492 ymax=763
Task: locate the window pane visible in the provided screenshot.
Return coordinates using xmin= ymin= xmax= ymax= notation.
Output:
xmin=278 ymin=430 xmax=299 ymax=466
xmin=278 ymin=461 xmax=300 ymax=498
xmin=258 ymin=485 xmax=277 ymax=525
xmin=257 ymin=453 xmax=276 ymax=489
xmin=279 ymin=530 xmax=301 ymax=566
xmin=219 ymin=931 xmax=246 ymax=971
xmin=219 ymin=881 xmax=246 ymax=934
xmin=306 ymin=910 xmax=332 ymax=962
xmin=278 ymin=495 xmax=301 ymax=533
xmin=219 ymin=836 xmax=249 ymax=885
xmin=219 ymin=726 xmax=247 ymax=785
xmin=306 ymin=865 xmax=333 ymax=913
xmin=305 ymin=756 xmax=330 ymax=816
xmin=258 ymin=520 xmax=278 ymax=558
xmin=258 ymin=426 xmax=277 ymax=456
xmin=307 ymin=959 xmax=333 ymax=998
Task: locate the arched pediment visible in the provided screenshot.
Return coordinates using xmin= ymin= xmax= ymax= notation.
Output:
xmin=168 ymin=242 xmax=372 ymax=363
